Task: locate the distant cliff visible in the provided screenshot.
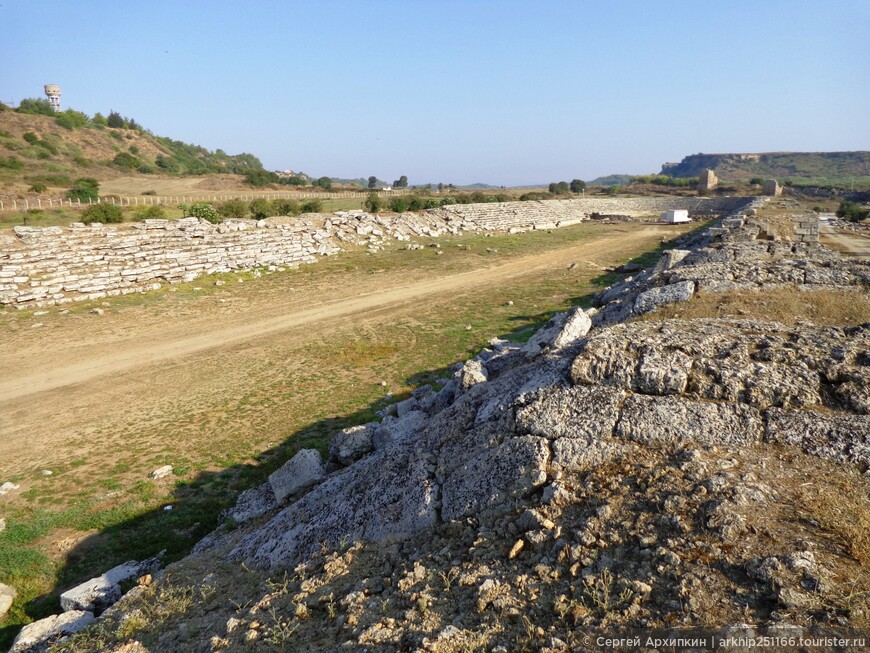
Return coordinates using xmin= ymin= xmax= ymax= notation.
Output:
xmin=660 ymin=151 xmax=870 ymax=184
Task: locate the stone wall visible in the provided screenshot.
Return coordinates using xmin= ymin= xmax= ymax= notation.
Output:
xmin=431 ymin=196 xmax=756 ymax=232
xmin=0 ymin=196 xmax=760 ymax=308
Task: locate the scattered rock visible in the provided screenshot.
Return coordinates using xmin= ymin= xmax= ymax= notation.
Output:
xmin=10 ymin=610 xmax=95 ymax=653
xmin=89 ymin=307 xmax=104 ymax=315
xmin=268 ymin=449 xmax=325 ymax=503
xmin=0 ymin=482 xmax=20 ymax=495
xmin=149 ymin=465 xmax=173 ymax=480
xmin=0 ymin=582 xmax=16 ymax=618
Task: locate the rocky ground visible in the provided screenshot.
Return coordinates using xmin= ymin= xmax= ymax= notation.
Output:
xmin=12 ymin=205 xmax=870 ymax=652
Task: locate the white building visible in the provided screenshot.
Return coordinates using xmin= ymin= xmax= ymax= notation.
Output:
xmin=661 ymin=209 xmax=691 ymax=223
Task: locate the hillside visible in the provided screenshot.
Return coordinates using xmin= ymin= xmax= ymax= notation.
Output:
xmin=660 ymin=151 xmax=870 ymax=186
xmin=0 ymin=105 xmax=265 ymax=194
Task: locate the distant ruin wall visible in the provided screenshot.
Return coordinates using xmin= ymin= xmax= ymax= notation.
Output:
xmin=0 ymin=197 xmax=759 ymax=308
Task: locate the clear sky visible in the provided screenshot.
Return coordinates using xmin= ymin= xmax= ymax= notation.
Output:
xmin=1 ymin=0 xmax=868 ymax=186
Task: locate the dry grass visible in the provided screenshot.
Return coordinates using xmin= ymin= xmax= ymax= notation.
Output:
xmin=640 ymin=287 xmax=870 ymax=327
xmin=798 ymin=477 xmax=870 ymax=567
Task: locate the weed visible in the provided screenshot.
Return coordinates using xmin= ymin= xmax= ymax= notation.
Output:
xmin=581 ymin=568 xmax=633 ymax=616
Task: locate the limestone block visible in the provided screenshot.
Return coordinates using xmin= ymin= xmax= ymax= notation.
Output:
xmin=441 ymin=435 xmax=550 ymax=520
xmin=0 ymin=582 xmax=16 ymax=618
xmin=329 ymin=423 xmax=377 ymax=465
xmin=633 ymin=280 xmax=695 ymax=315
xmin=268 ymin=449 xmax=325 ymax=503
xmin=616 ymin=394 xmax=763 ymax=447
xmin=11 ymin=611 xmax=95 ymax=653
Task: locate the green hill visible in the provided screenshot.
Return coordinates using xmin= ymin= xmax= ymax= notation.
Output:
xmin=0 ymin=99 xmax=268 ymax=192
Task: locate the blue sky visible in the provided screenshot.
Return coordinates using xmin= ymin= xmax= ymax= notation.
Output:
xmin=1 ymin=0 xmax=868 ymax=186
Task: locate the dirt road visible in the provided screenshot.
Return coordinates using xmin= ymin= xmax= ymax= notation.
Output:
xmin=0 ymin=224 xmax=671 ymax=482
xmin=820 ymin=224 xmax=870 ymax=257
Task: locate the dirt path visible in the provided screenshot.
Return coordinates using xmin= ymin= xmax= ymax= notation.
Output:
xmin=820 ymin=224 xmax=870 ymax=257
xmin=0 ymin=224 xmax=678 ymax=483
xmin=0 ymin=228 xmax=658 ymax=403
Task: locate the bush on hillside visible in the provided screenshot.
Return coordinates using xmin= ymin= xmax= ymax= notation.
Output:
xmin=55 ymin=110 xmax=89 ymax=130
xmin=244 ymin=169 xmax=279 ymax=188
xmin=22 ymin=132 xmax=39 ymax=145
xmin=113 ymin=152 xmax=141 ymax=170
xmin=81 ymin=203 xmax=124 ymax=224
xmin=187 ymin=202 xmax=221 ymax=224
xmin=217 ymin=199 xmax=248 ymax=220
xmin=66 ymin=178 xmax=100 ymax=202
xmin=28 ymin=183 xmax=48 ymax=193
xmin=16 ymin=98 xmax=54 ymax=116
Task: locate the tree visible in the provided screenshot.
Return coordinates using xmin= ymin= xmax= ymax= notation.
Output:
xmin=548 ymin=181 xmax=569 ymax=194
xmin=66 ymin=178 xmax=100 ymax=202
xmin=570 ymin=179 xmax=586 ymax=193
xmin=367 ymin=176 xmax=378 ymax=189
xmin=392 ymin=175 xmax=408 ymax=188
xmin=315 ymin=176 xmax=332 ymax=189
xmin=107 ymin=111 xmax=126 ymax=128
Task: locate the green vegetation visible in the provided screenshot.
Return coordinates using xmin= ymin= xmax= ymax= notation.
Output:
xmin=66 ymin=177 xmax=100 ymax=202
xmin=836 ymin=200 xmax=870 ymax=223
xmin=15 ymin=98 xmax=55 ymax=116
xmin=81 ymin=203 xmax=124 ymax=224
xmin=364 ymin=192 xmax=382 ymax=212
xmin=186 ymin=202 xmax=221 ymax=223
xmin=217 ymin=198 xmax=248 ymax=220
xmin=54 ymin=109 xmax=90 ymax=131
xmin=629 ymin=174 xmax=696 ymax=187
xmin=248 ymin=198 xmax=271 ymax=220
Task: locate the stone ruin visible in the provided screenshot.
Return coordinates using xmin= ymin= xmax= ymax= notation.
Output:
xmin=763 ymin=179 xmax=783 ymax=196
xmin=698 ymin=168 xmax=718 ymax=190
xmin=0 ymin=197 xmax=755 ymax=309
xmin=12 ymin=195 xmax=870 ymax=651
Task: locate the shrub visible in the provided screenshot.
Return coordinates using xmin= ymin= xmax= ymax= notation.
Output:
xmin=249 ymin=198 xmax=272 ymax=220
xmin=0 ymin=156 xmax=24 ymax=171
xmin=107 ymin=111 xmax=126 ymax=128
xmin=188 ymin=202 xmax=220 ymax=223
xmin=389 ymin=197 xmax=408 ymax=213
xmin=66 ymin=178 xmax=100 ymax=202
xmin=55 ymin=110 xmax=89 ymax=130
xmin=132 ymin=205 xmax=166 ymax=220
xmin=35 ymin=140 xmax=59 ymax=155
xmin=314 ymin=176 xmax=332 ymax=190
xmin=271 ymin=199 xmax=300 ymax=216
xmin=28 ymin=183 xmax=48 ymax=193
xmin=217 ymin=199 xmax=248 ymax=220
xmin=300 ymin=200 xmax=323 ymax=213
xmin=22 ymin=132 xmax=39 ymax=145
xmin=81 ymin=203 xmax=124 ymax=224
xmin=837 ymin=201 xmax=870 ymax=223
xmin=407 ymin=196 xmax=424 ymax=211
xmin=364 ymin=192 xmax=382 ymax=213
xmin=244 ymin=169 xmax=279 ymax=187
xmin=142 ymin=190 xmax=157 ymax=195
xmin=16 ymin=98 xmax=54 ymax=116
xmin=570 ymin=179 xmax=587 ymax=193
xmin=113 ymin=152 xmax=141 ymax=170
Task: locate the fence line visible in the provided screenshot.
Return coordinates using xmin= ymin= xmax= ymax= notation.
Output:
xmin=0 ymin=189 xmax=415 ymax=213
